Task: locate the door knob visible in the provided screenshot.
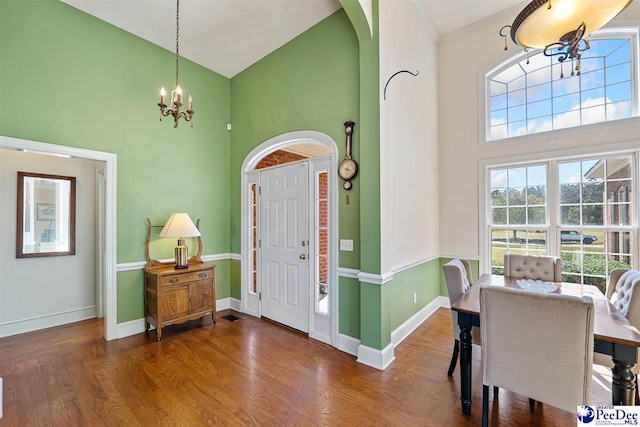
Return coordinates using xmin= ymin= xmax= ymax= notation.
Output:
xmin=299 ymin=254 xmax=306 ymax=260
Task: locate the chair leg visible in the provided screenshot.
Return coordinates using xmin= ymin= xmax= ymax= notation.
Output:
xmin=447 ymin=339 xmax=460 ymax=376
xmin=482 ymin=385 xmax=489 ymax=427
xmin=529 ymin=398 xmax=536 ymax=410
xmin=493 ymin=386 xmax=499 ymax=399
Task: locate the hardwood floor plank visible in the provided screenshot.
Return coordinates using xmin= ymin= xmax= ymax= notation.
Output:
xmin=0 ymin=308 xmax=598 ymax=426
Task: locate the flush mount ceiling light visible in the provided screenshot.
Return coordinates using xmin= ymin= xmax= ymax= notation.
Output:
xmin=501 ymin=0 xmax=634 ymax=77
xmin=157 ymin=0 xmax=195 ymax=128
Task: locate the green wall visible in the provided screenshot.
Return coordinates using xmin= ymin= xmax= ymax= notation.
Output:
xmin=1 ymin=0 xmax=231 ymax=323
xmin=229 ymin=9 xmax=361 ymax=288
xmin=338 ymin=277 xmax=361 ymax=338
xmin=2 ymin=0 xmax=456 ymax=345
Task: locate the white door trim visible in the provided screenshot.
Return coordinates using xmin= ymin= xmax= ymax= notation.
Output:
xmin=240 ymin=131 xmax=339 ymax=347
xmin=0 ymin=136 xmax=118 ymax=341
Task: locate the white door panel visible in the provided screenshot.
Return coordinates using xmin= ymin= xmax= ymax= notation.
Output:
xmin=260 ymin=162 xmax=309 ymax=332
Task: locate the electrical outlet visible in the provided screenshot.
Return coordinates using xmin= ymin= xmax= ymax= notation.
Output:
xmin=413 ymin=292 xmax=417 ymax=304
xmin=340 ymin=239 xmax=353 ymax=251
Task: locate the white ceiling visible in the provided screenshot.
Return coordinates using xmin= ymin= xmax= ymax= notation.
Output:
xmin=60 ymin=0 xmax=530 ymax=78
xmin=418 ymin=0 xmax=526 ymax=39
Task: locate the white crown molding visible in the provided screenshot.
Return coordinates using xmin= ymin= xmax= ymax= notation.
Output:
xmin=411 ymin=0 xmax=439 ymax=42
xmin=438 ymin=1 xmax=527 ymax=44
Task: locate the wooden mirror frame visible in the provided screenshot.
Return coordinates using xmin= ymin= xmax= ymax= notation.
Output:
xmin=145 ymin=218 xmax=203 ymax=268
xmin=16 ymin=171 xmax=76 ymax=258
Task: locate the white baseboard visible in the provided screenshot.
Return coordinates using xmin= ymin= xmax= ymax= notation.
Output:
xmin=357 ymin=343 xmax=395 ymax=370
xmin=391 ymin=296 xmax=449 ymax=346
xmin=217 ymin=297 xmax=230 ymax=311
xmin=230 ymin=298 xmax=242 ymax=311
xmin=309 ymin=331 xmax=332 ymax=345
xmin=117 ymin=318 xmax=151 ymax=339
xmin=337 ymin=333 xmax=360 ymax=356
xmin=0 ymin=306 xmax=97 ymax=339
xmin=339 ymin=296 xmax=448 ymax=370
xmin=116 ymin=301 xmax=239 ymax=339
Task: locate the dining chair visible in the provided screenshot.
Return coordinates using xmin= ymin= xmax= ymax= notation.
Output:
xmin=479 ymin=285 xmax=594 ymax=427
xmin=593 ymin=269 xmax=640 ymax=403
xmin=503 ymin=254 xmax=562 ymax=281
xmin=443 ymin=259 xmax=478 ymax=376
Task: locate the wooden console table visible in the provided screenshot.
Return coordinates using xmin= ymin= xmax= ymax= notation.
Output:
xmin=144 ymin=262 xmax=216 ymax=340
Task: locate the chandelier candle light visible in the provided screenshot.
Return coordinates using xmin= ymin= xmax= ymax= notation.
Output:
xmin=501 ymin=0 xmax=634 ymax=78
xmin=158 ymin=0 xmax=195 ymax=127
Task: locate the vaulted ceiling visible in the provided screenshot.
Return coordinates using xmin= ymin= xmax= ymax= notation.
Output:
xmin=59 ymin=0 xmax=537 ymax=78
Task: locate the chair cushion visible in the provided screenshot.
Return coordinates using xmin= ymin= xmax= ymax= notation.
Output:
xmin=504 ymin=255 xmax=557 ymax=281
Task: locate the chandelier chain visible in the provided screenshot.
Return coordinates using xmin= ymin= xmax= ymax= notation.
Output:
xmin=175 ymin=0 xmax=180 ymax=87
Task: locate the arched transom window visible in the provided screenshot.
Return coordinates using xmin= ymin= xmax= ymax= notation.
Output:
xmin=487 ymin=31 xmax=638 ymax=141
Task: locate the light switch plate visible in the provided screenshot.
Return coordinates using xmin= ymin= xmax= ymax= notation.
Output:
xmin=340 ymin=239 xmax=353 ymax=251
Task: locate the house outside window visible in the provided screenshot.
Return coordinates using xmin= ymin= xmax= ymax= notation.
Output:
xmin=487 ymin=154 xmax=637 ymax=293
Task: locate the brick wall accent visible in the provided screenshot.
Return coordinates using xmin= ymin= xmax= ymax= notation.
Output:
xmin=255 ymin=150 xmax=307 ymax=170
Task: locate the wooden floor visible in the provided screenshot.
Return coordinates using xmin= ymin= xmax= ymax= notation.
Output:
xmin=0 ymin=308 xmax=598 ymax=426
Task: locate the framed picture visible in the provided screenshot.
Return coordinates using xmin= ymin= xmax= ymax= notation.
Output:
xmin=36 ymin=203 xmax=56 ymax=221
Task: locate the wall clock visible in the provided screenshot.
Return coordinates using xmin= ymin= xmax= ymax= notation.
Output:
xmin=339 ymin=120 xmax=358 ymax=190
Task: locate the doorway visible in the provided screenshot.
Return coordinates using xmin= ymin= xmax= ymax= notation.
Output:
xmin=0 ymin=136 xmax=117 ymax=340
xmin=241 ymin=131 xmax=338 ymax=346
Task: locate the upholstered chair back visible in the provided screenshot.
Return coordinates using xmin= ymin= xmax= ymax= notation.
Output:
xmin=443 ymin=259 xmax=473 ymax=338
xmin=503 ymin=254 xmax=562 ymax=281
xmin=480 ymin=285 xmax=594 ymax=413
xmin=607 ymin=269 xmax=640 ymax=334
xmin=594 ymin=269 xmax=640 ymax=375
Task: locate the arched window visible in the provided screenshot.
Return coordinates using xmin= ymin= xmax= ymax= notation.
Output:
xmin=486 ymin=30 xmax=638 ymax=141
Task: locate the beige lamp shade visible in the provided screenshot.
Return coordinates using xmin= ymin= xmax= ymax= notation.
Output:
xmin=159 ymin=213 xmax=200 ymax=269
xmin=512 ymin=0 xmax=633 ymax=49
xmin=159 ymin=213 xmax=201 ymax=238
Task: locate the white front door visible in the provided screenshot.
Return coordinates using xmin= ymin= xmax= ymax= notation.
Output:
xmin=259 ymin=162 xmax=309 ymax=332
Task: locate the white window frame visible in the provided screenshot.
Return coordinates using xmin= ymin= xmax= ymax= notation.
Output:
xmin=478 ymin=28 xmax=640 ymax=149
xmin=487 ymin=163 xmax=550 ymax=274
xmin=479 ymin=143 xmax=640 ymax=277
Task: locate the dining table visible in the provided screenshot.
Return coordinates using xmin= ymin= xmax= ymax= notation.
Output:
xmin=451 ymin=274 xmax=640 ymax=416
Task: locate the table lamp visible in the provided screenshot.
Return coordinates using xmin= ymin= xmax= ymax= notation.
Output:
xmin=159 ymin=213 xmax=201 ymax=269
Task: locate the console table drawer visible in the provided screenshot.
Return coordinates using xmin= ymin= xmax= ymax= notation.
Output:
xmin=160 ymin=269 xmax=213 ymax=286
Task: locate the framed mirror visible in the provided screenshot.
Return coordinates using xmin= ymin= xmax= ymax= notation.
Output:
xmin=16 ymin=171 xmax=76 ymax=258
